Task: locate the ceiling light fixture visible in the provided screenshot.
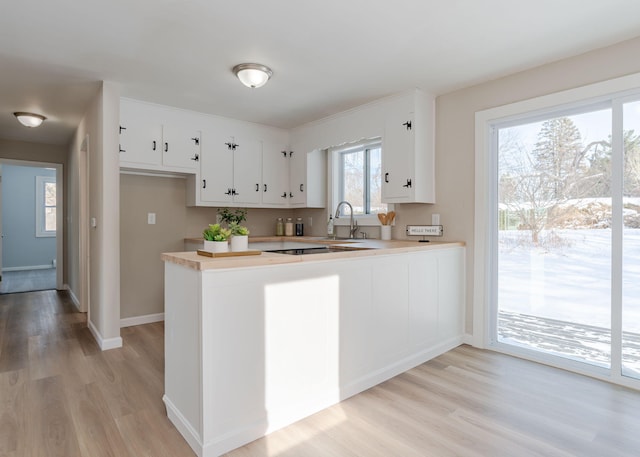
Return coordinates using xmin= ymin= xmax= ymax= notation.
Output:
xmin=14 ymin=112 xmax=46 ymax=128
xmin=232 ymin=63 xmax=273 ymax=89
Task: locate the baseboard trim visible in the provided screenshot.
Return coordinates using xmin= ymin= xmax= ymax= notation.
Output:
xmin=66 ymin=286 xmax=82 ymax=312
xmin=2 ymin=265 xmax=53 ymax=272
xmin=462 ymin=333 xmax=474 ymax=345
xmin=88 ymin=319 xmax=123 ymax=351
xmin=120 ymin=312 xmax=165 ymax=328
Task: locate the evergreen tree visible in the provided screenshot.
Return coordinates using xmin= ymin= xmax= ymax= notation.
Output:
xmin=532 ymin=117 xmax=585 ymax=200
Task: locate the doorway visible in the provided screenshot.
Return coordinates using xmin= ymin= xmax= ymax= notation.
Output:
xmin=0 ymin=159 xmax=63 ymax=294
xmin=491 ymin=96 xmax=640 ymax=387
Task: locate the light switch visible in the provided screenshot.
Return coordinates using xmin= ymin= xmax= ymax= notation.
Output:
xmin=148 ymin=213 xmax=156 ymax=224
xmin=90 ymin=217 xmax=97 ymax=228
xmin=432 ymin=213 xmax=440 ymax=225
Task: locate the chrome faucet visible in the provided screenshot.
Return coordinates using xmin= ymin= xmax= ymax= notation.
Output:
xmin=334 ymin=201 xmax=358 ymax=238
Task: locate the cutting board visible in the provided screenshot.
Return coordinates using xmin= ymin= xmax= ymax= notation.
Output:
xmin=196 ymin=249 xmax=262 ymax=258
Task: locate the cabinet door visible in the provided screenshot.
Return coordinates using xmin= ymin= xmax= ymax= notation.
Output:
xmin=119 ymin=101 xmax=162 ymax=167
xmin=382 ymin=98 xmax=414 ymax=201
xmin=200 ymin=135 xmax=234 ymax=203
xmin=262 ymin=143 xmax=289 ymax=206
xmin=162 ymin=125 xmax=200 ymax=170
xmin=232 ymin=137 xmax=262 ymax=205
xmin=288 ymin=149 xmax=305 ymax=205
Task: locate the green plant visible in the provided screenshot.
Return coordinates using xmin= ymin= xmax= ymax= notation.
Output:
xmin=203 ymin=223 xmax=231 ymax=242
xmin=229 ymin=222 xmax=250 ymax=236
xmin=218 ymin=208 xmax=249 ymax=237
xmin=218 ymin=208 xmax=247 ymax=226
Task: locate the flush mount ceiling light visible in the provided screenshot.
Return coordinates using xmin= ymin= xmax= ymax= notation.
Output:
xmin=232 ymin=63 xmax=273 ymax=89
xmin=14 ymin=112 xmax=46 ymax=128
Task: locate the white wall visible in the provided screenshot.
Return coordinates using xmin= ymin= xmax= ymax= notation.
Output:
xmin=69 ymin=81 xmax=122 ymax=349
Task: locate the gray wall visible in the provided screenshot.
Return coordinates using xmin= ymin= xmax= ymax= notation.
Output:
xmin=2 ymin=164 xmax=57 ymax=269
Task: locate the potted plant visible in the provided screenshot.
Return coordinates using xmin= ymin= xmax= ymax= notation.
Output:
xmin=218 ymin=208 xmax=250 ymax=252
xmin=229 ymin=222 xmax=250 ymax=251
xmin=203 ymin=223 xmax=231 ymax=253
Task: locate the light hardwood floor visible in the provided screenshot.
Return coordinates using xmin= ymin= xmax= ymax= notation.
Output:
xmin=1 ymin=290 xmax=639 ymax=457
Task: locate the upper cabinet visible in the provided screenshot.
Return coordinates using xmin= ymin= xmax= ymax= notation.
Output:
xmin=119 ymin=99 xmax=200 ymax=173
xmin=262 ymin=143 xmax=290 ymax=206
xmin=289 ymin=148 xmax=326 ymax=208
xmin=382 ymin=90 xmax=435 ymax=204
xmin=200 ymin=135 xmax=262 ymax=205
xmin=290 ymin=89 xmax=434 ymax=206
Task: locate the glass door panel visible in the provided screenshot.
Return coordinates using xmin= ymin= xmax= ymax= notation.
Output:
xmin=622 ymin=100 xmax=640 ymax=379
xmin=497 ymin=108 xmax=613 ymax=368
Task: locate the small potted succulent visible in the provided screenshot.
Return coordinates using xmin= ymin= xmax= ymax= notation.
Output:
xmin=218 ymin=208 xmax=250 ymax=252
xmin=203 ymin=223 xmax=231 ymax=253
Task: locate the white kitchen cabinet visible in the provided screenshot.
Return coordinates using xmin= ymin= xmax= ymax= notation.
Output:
xmin=200 ymin=135 xmax=262 ymax=205
xmin=119 ymin=99 xmax=200 ymax=173
xmin=288 ymin=148 xmax=326 ymax=208
xmin=163 ymin=245 xmax=465 ymax=456
xmin=262 ymin=143 xmax=290 ymax=205
xmin=119 ymin=99 xmax=162 ymax=167
xmin=382 ymin=90 xmax=435 ymax=203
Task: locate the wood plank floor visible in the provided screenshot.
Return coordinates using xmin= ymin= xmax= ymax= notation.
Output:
xmin=1 ymin=290 xmax=639 ymax=456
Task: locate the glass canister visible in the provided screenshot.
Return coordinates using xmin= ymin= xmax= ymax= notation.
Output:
xmin=284 ymin=217 xmax=294 ymax=236
xmin=276 ymin=217 xmax=284 ymax=236
xmin=295 ymin=217 xmax=304 ymax=236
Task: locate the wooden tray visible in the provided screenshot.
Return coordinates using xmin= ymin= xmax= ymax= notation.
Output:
xmin=196 ymin=249 xmax=262 ymax=258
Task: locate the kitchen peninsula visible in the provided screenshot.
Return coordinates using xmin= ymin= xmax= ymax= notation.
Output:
xmin=162 ymin=239 xmax=465 ymax=457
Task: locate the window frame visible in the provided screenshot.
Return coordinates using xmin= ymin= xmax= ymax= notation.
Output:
xmin=328 ymin=138 xmax=391 ymax=227
xmin=36 ymin=175 xmax=56 ymax=237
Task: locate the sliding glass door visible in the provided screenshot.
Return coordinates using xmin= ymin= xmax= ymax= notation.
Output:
xmin=493 ymin=95 xmax=640 ymax=385
xmin=622 ymin=100 xmax=640 ymax=380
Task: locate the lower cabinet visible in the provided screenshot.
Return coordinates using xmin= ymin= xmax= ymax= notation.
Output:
xmin=163 ymin=246 xmax=465 ymax=457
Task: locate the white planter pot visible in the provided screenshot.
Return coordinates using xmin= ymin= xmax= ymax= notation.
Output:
xmin=230 ymin=235 xmax=249 ymax=252
xmin=204 ymin=240 xmax=229 ymax=253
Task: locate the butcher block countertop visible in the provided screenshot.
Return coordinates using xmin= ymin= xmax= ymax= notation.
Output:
xmin=163 ymin=236 xmax=464 ymax=271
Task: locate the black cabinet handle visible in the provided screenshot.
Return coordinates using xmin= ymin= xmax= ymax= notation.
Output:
xmin=300 ymin=183 xmax=304 ymax=192
xmin=281 ymin=151 xmax=287 ymax=157
xmin=289 ymin=192 xmax=293 ymax=198
xmin=264 ymin=184 xmax=267 ymax=192
xmin=202 ymin=179 xmax=206 ymax=189
xmin=119 ymin=126 xmax=126 ymax=134
xmin=281 ymin=192 xmax=287 ymax=198
xmin=384 ymin=172 xmax=389 ymax=183
xmin=225 ymin=188 xmax=232 ymax=195
xmin=403 ymin=179 xmax=412 ymax=188
xmin=119 ymin=144 xmax=125 ymax=153
xmin=232 ymin=188 xmax=239 ymax=196
xmin=191 ymin=137 xmax=200 ymax=145
xmin=152 ymin=140 xmax=156 ymax=151
xmin=191 ymin=154 xmax=199 ymax=161
xmin=164 ymin=142 xmax=168 ymax=152
xmin=255 ymin=183 xmax=259 ymax=192
xmin=403 ymin=121 xmax=412 ymax=130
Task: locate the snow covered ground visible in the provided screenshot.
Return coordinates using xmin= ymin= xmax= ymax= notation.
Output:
xmin=498 ymin=228 xmax=640 ymax=373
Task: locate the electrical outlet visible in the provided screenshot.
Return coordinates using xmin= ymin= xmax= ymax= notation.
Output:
xmin=406 ymin=225 xmax=443 ymax=236
xmin=148 ymin=213 xmax=156 ymax=224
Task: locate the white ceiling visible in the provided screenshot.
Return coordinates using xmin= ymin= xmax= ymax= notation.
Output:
xmin=2 ymin=0 xmax=640 ymax=146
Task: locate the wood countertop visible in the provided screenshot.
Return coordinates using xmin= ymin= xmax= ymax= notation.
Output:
xmin=164 ymin=237 xmax=465 ymax=271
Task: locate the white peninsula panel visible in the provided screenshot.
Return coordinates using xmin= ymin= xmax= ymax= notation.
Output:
xmin=163 ymin=246 xmax=465 ymax=456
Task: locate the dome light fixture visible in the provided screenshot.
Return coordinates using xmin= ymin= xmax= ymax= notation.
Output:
xmin=14 ymin=112 xmax=46 ymax=128
xmin=232 ymin=63 xmax=273 ymax=89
